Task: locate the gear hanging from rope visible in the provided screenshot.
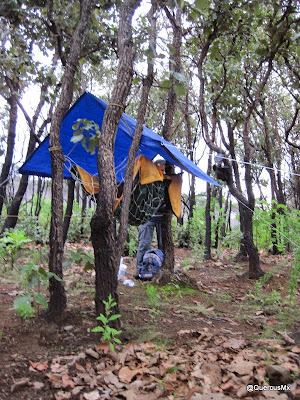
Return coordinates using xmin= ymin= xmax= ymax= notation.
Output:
xmin=65 ymin=155 xmax=181 ymax=227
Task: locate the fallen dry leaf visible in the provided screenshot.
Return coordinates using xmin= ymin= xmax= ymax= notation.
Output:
xmin=61 ymin=373 xmax=75 ymax=389
xmin=223 ymin=338 xmax=246 ymax=350
xmin=201 ymin=362 xmax=222 ymax=386
xmin=118 ymin=366 xmax=141 ymax=383
xmin=29 ymin=360 xmax=49 ymax=371
xmin=31 ymin=381 xmax=45 ymax=390
xmin=75 ymin=362 xmax=86 ymax=372
xmin=102 ymin=370 xmax=124 ymax=389
xmin=291 ymin=346 xmax=300 ymax=354
xmin=46 ymin=373 xmax=64 ymax=389
xmin=54 ymin=390 xmax=71 ymax=400
xmin=83 ymin=390 xmax=101 ymax=400
xmin=227 ymin=358 xmax=255 ymax=376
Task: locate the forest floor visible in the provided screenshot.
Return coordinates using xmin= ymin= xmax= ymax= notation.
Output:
xmin=0 ymin=243 xmax=300 ymax=400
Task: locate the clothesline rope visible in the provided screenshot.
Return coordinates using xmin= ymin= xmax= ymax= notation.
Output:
xmin=218 ymin=156 xmax=300 ymax=178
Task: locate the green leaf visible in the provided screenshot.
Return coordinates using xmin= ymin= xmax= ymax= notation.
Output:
xmin=47 ymin=272 xmax=63 ymax=282
xmin=109 ymin=342 xmax=115 ymax=352
xmin=160 ymin=79 xmax=172 ymax=89
xmin=188 ymin=10 xmax=200 ymax=20
xmin=174 ymin=83 xmax=186 ymax=96
xmin=96 ymin=314 xmax=108 ymax=324
xmin=14 ymin=294 xmax=31 ymax=309
xmin=108 ymin=314 xmax=122 ymax=322
xmin=195 ymin=0 xmax=210 ymax=10
xmin=84 ymin=261 xmax=94 ymax=271
xmin=173 ymin=72 xmax=189 ymax=84
xmin=33 ymin=293 xmax=47 ymax=307
xmin=91 ymin=326 xmax=104 ymax=332
xmin=110 ymin=328 xmax=122 ymax=336
xmin=38 ymin=266 xmax=48 ymax=278
xmin=167 ymin=44 xmax=176 ymax=55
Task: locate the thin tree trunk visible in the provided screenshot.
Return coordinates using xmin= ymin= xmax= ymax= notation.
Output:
xmin=2 ymin=175 xmax=29 ymax=232
xmin=0 ymin=91 xmax=18 ymax=217
xmin=159 ymin=6 xmax=182 ymax=283
xmin=62 ymin=179 xmax=75 ymax=245
xmin=214 ymin=187 xmax=222 ymax=248
xmin=35 ymin=177 xmax=45 ymax=218
xmin=91 ymin=0 xmax=141 ymax=321
xmin=204 ymin=148 xmax=213 ymax=260
xmin=46 ymin=0 xmax=94 ymax=320
xmin=80 ymin=190 xmax=87 ymax=237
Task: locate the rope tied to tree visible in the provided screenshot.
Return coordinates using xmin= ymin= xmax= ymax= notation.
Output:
xmin=108 ymin=103 xmax=125 ymax=109
xmin=49 ymin=146 xmax=62 ymax=152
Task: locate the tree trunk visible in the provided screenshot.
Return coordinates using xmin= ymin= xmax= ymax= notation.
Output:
xmin=1 ymin=131 xmax=37 ymax=232
xmin=80 ymin=190 xmax=87 ymax=237
xmin=46 ymin=0 xmax=94 ymax=321
xmin=159 ymin=6 xmax=182 ymax=282
xmin=204 ymin=149 xmax=213 ymax=260
xmin=0 ymin=91 xmax=18 ymax=217
xmin=1 ymin=174 xmax=29 ymax=232
xmin=241 ymin=206 xmax=263 ymax=278
xmin=34 ymin=177 xmax=45 ymax=218
xmin=91 ymin=0 xmax=141 ymax=321
xmin=157 ymin=209 xmax=174 ymax=285
xmin=62 ymin=179 xmax=75 ymax=245
xmin=214 ymin=187 xmax=223 ymax=248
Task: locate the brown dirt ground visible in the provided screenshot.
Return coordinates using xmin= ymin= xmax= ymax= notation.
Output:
xmin=0 ymin=244 xmax=300 ymax=400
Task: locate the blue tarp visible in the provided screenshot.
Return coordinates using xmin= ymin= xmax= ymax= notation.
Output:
xmin=19 ymin=92 xmax=219 ymax=186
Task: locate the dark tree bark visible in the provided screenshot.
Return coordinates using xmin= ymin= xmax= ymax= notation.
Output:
xmin=214 ymin=187 xmax=223 ymax=249
xmin=46 ymin=0 xmax=94 ymax=320
xmin=184 ymin=90 xmax=196 ymax=244
xmin=34 ymin=177 xmax=45 ymax=218
xmin=62 ymin=179 xmax=75 ymax=245
xmin=1 ymin=52 xmax=58 ymax=231
xmin=91 ymin=0 xmax=152 ymax=321
xmin=204 ymin=148 xmax=213 ymax=260
xmin=2 ymin=132 xmax=37 ymax=232
xmin=0 ymin=88 xmax=18 ymax=218
xmin=158 ymin=5 xmax=182 ymax=284
xmin=80 ymin=190 xmax=87 ymax=237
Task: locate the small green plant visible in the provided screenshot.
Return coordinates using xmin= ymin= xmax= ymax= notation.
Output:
xmin=0 ymin=230 xmax=31 ymax=270
xmin=15 ymin=302 xmax=35 ymax=319
xmin=14 ymin=262 xmax=63 ymax=319
xmin=160 ymin=283 xmax=183 ymax=301
xmin=63 ymin=248 xmax=94 ymax=271
xmin=146 ymin=285 xmax=161 ymax=319
xmin=91 ymin=294 xmax=122 ymax=351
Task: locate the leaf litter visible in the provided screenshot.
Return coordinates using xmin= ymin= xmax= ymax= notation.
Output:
xmin=23 ymin=330 xmax=299 ymax=399
xmin=1 ymin=247 xmax=300 ymax=399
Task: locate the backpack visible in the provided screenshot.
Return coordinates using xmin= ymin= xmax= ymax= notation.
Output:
xmin=139 ymin=249 xmax=164 ymax=280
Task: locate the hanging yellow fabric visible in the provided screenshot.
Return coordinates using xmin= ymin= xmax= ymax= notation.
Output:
xmin=167 ymin=175 xmax=182 ymax=218
xmin=74 ymin=165 xmax=99 ymax=195
xmin=73 ymin=156 xmax=181 ymax=219
xmin=138 ymin=155 xmax=164 ymax=185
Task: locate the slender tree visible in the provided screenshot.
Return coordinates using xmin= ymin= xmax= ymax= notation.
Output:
xmin=46 ymin=0 xmax=95 ymax=320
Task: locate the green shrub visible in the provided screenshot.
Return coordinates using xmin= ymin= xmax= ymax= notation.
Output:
xmin=0 ymin=230 xmax=31 ymax=270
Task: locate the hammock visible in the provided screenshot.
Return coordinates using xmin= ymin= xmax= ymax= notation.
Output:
xmin=69 ymin=155 xmax=181 ymax=226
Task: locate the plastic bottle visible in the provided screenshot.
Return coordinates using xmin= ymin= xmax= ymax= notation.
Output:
xmin=118 ymin=263 xmax=127 ymax=280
